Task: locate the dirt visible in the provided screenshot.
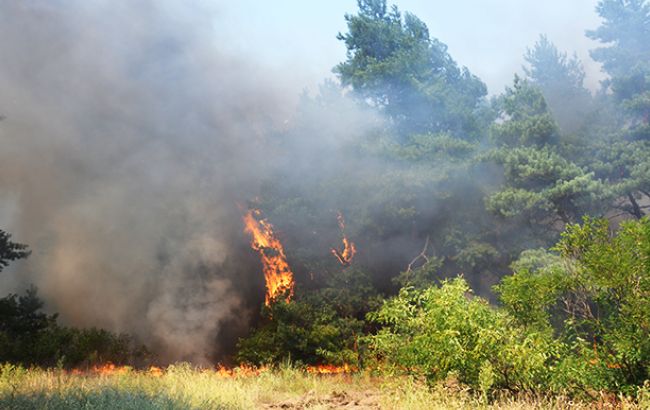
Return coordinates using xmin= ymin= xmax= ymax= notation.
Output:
xmin=263 ymin=389 xmax=382 ymax=409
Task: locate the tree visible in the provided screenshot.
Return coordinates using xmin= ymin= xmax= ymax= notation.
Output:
xmin=0 ymin=229 xmax=29 ymax=273
xmin=486 ymin=146 xmax=611 ymax=226
xmin=491 ymin=76 xmax=559 ymax=147
xmin=487 ymin=78 xmax=612 ymax=228
xmin=587 ymin=0 xmax=650 ymax=79
xmin=335 ymin=0 xmax=487 ymax=138
xmin=587 ymin=0 xmax=650 ymax=137
xmin=581 ymin=138 xmax=650 ymax=219
xmin=523 ymin=35 xmax=592 ymax=133
xmin=0 ymin=287 xmax=146 ymax=367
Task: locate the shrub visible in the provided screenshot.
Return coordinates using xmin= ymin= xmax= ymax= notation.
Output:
xmin=365 ymin=277 xmax=558 ymax=394
xmin=0 ymin=286 xmax=148 ymax=367
xmin=496 ymin=217 xmax=650 ymax=394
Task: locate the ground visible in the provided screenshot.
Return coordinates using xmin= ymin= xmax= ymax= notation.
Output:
xmin=0 ymin=364 xmax=645 ymax=409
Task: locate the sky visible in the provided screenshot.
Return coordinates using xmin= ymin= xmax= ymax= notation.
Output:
xmin=217 ymin=0 xmax=604 ymax=96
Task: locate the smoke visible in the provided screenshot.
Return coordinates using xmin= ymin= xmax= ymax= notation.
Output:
xmin=0 ymin=0 xmax=305 ymax=363
xmin=0 ymin=0 xmax=583 ymax=364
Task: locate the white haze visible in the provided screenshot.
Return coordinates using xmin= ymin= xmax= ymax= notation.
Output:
xmin=0 ymin=0 xmax=293 ymax=363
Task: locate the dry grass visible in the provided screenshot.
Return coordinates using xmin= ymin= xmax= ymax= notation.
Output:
xmin=0 ymin=363 xmax=646 ymax=409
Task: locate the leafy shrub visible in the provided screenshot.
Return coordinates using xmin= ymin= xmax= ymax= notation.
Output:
xmin=497 ymin=217 xmax=650 ymax=394
xmin=366 ymin=218 xmax=650 ymax=397
xmin=236 ymin=298 xmax=362 ymax=367
xmin=365 ymin=277 xmax=558 ymax=394
xmin=237 ymin=268 xmax=380 ymax=367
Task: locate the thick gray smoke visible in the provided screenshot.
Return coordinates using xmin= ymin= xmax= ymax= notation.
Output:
xmin=0 ymin=1 xmax=307 ymax=363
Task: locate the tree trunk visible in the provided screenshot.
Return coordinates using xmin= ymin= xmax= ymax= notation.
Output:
xmin=627 ymin=193 xmax=644 ymax=219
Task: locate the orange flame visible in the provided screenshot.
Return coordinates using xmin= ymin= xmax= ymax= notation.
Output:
xmin=306 ymin=363 xmax=356 ymax=374
xmin=148 ymin=366 xmax=164 ymax=377
xmin=67 ymin=363 xmax=352 ymax=377
xmin=214 ymin=364 xmax=270 ymax=377
xmin=331 ymin=212 xmax=356 ymax=266
xmin=243 ymin=209 xmax=295 ymax=305
xmin=90 ymin=363 xmax=130 ymax=376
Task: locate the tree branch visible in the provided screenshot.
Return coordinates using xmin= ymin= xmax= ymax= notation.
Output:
xmin=405 ymin=236 xmax=430 ymax=273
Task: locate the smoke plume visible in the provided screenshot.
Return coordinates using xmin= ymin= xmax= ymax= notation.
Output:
xmin=0 ymin=0 xmax=305 ymax=363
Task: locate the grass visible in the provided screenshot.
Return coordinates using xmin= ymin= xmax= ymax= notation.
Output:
xmin=0 ymin=363 xmax=647 ymax=409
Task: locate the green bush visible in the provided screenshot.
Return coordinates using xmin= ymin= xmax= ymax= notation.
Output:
xmin=365 ymin=217 xmax=650 ymax=398
xmin=236 ymin=298 xmax=361 ymax=367
xmin=365 ymin=277 xmax=558 ymax=394
xmin=0 ymin=287 xmax=148 ymax=368
xmin=237 ymin=268 xmax=381 ymax=367
xmin=497 ymin=217 xmax=650 ymax=394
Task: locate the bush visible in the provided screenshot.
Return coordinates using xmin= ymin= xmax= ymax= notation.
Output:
xmin=497 ymin=217 xmax=650 ymax=394
xmin=365 ymin=277 xmax=558 ymax=394
xmin=236 ymin=298 xmax=361 ymax=366
xmin=0 ymin=286 xmax=148 ymax=368
xmin=365 ymin=218 xmax=650 ymax=398
xmin=237 ymin=268 xmax=380 ymax=367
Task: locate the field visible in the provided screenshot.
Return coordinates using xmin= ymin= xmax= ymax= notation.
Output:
xmin=0 ymin=364 xmax=646 ymax=410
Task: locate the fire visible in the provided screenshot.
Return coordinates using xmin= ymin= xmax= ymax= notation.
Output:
xmin=243 ymin=209 xmax=295 ymax=305
xmin=148 ymin=366 xmax=164 ymax=377
xmin=331 ymin=212 xmax=356 ymax=266
xmin=90 ymin=363 xmax=131 ymax=376
xmin=215 ymin=364 xmax=270 ymax=377
xmin=67 ymin=363 xmax=352 ymax=378
xmin=306 ymin=363 xmax=355 ymax=374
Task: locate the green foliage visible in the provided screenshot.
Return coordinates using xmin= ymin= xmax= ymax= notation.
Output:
xmin=555 ymin=218 xmax=650 ymax=388
xmin=367 ymin=218 xmax=650 ymax=397
xmin=365 ymin=277 xmax=558 ymax=394
xmin=523 ymin=35 xmax=592 ymax=133
xmin=587 ymin=0 xmax=650 ymax=79
xmin=491 ymin=77 xmax=559 ymax=147
xmin=497 ymin=218 xmax=650 ymax=393
xmin=486 ymin=146 xmax=611 ymax=224
xmin=393 ymin=255 xmax=443 ymax=289
xmin=495 ymin=250 xmax=568 ymax=331
xmin=237 ymin=268 xmax=380 ymax=367
xmin=0 ymin=229 xmax=30 ymax=273
xmin=236 ymin=299 xmax=361 ymax=367
xmin=335 ymin=0 xmax=487 ymax=137
xmin=588 ymin=0 xmax=650 ymax=133
xmin=524 ymin=35 xmax=586 ymax=91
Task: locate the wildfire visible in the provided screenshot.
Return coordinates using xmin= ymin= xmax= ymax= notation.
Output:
xmin=91 ymin=363 xmax=130 ymax=376
xmin=243 ymin=208 xmax=295 ymax=305
xmin=306 ymin=363 xmax=355 ymax=374
xmin=148 ymin=366 xmax=164 ymax=377
xmin=331 ymin=212 xmax=356 ymax=266
xmin=67 ymin=363 xmax=352 ymax=378
xmin=215 ymin=364 xmax=270 ymax=377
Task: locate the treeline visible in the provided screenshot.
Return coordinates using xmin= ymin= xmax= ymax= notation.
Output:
xmin=0 ymin=231 xmax=148 ymax=368
xmin=237 ymin=0 xmax=650 ymax=399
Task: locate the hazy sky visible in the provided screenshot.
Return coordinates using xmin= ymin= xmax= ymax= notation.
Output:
xmin=218 ymin=1 xmax=604 ymax=96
